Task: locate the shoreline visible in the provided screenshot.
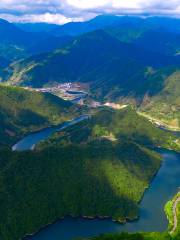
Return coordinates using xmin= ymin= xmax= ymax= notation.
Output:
xmin=12 ymin=115 xmax=89 ymax=151
xmin=22 ymin=150 xmax=167 ymax=240
xmin=23 ymin=214 xmax=139 ymax=240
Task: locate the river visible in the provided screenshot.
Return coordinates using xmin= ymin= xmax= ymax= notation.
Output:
xmin=12 ymin=119 xmax=180 ymax=240
xmin=12 ymin=115 xmax=89 ymax=151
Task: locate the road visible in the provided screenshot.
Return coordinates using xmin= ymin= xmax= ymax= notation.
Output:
xmin=170 ymin=195 xmax=180 ymax=234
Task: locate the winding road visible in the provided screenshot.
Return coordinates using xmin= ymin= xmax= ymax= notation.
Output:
xmin=170 ymin=195 xmax=180 ymax=234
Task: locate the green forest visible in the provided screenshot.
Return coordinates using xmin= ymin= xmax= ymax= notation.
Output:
xmin=0 ymin=104 xmax=179 ymax=240
xmin=0 ymin=85 xmax=81 ymax=145
xmin=0 ymin=15 xmax=180 ymax=240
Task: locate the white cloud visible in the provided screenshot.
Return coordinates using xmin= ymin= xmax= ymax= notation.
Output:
xmin=66 ymin=0 xmax=180 ymax=11
xmin=0 ymin=13 xmax=83 ymax=24
xmin=0 ymin=0 xmax=179 ymax=23
xmin=66 ymin=0 xmax=111 ymax=9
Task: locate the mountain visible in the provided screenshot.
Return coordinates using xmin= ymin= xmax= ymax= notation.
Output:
xmin=28 ymin=35 xmax=73 ymax=55
xmin=0 ymin=18 xmax=54 ymax=47
xmin=0 ymin=56 xmax=9 ymax=68
xmin=49 ymin=15 xmax=180 ymax=57
xmin=0 ymin=107 xmax=178 ymax=240
xmin=1 ymin=16 xmax=179 ymax=62
xmin=0 ymin=18 xmax=31 ymax=45
xmin=0 ymin=18 xmax=75 ymax=61
xmin=146 ymin=16 xmax=180 ymax=34
xmin=140 ymin=68 xmax=180 ymax=129
xmin=50 ymin=15 xmax=180 ymax=37
xmin=0 ymin=85 xmax=80 ymax=145
xmin=134 ymin=30 xmax=180 ymax=56
xmin=0 ymin=18 xmax=29 ymax=61
xmin=51 ymin=15 xmax=123 ymax=37
xmin=1 ymin=15 xmax=180 ymax=240
xmin=0 ymin=18 xmax=48 ymax=61
xmin=4 ymin=29 xmax=179 ymax=86
xmin=15 ymin=22 xmax=58 ymax=33
xmin=106 ymin=26 xmax=180 ymax=57
xmin=3 ymin=29 xmax=180 ymax=128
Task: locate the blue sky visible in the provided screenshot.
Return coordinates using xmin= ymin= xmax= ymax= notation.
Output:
xmin=0 ymin=0 xmax=179 ymax=24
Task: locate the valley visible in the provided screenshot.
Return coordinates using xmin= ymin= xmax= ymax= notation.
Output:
xmin=23 ymin=83 xmax=88 ymax=102
xmin=0 ymin=14 xmax=179 ymax=240
xmin=2 ymin=29 xmax=179 ymax=129
xmin=0 ymin=104 xmax=178 ymax=240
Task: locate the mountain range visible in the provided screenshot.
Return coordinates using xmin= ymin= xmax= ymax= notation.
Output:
xmin=0 ymin=16 xmax=179 ymax=128
xmin=0 ymin=15 xmax=180 ymax=240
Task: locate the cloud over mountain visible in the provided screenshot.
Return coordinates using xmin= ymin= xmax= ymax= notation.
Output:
xmin=0 ymin=0 xmax=179 ymax=24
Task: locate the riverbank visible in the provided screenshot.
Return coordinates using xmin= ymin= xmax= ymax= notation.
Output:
xmin=78 ymin=191 xmax=180 ymax=240
xmin=171 ymin=195 xmax=180 ymax=234
xmin=7 ymin=108 xmax=180 ymax=240
xmin=22 ymin=150 xmax=180 ymax=240
xmin=12 ymin=115 xmax=90 ymax=151
xmin=165 ymin=192 xmax=180 ymax=236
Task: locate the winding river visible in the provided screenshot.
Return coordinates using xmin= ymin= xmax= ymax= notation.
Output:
xmin=12 ymin=119 xmax=180 ymax=240
xmin=12 ymin=115 xmax=89 ymax=151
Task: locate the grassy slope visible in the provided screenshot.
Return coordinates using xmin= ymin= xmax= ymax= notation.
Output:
xmin=0 ymin=85 xmax=80 ymax=145
xmin=0 ymin=108 xmax=179 ymax=240
xmin=140 ymin=69 xmax=180 ymax=129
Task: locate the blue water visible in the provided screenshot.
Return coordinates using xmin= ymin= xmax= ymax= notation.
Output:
xmin=12 ymin=115 xmax=89 ymax=151
xmin=13 ymin=123 xmax=180 ymax=240
xmin=66 ymin=90 xmax=87 ymax=95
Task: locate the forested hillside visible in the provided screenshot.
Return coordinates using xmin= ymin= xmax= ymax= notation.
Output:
xmin=5 ymin=30 xmax=178 ymax=87
xmin=3 ymin=27 xmax=179 ymax=129
xmin=0 ymin=15 xmax=179 ymax=240
xmin=0 ymin=85 xmax=80 ymax=145
xmin=140 ymin=69 xmax=180 ymax=129
xmin=0 ymin=107 xmax=179 ymax=240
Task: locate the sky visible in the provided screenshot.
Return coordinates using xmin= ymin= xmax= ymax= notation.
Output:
xmin=0 ymin=0 xmax=179 ymax=24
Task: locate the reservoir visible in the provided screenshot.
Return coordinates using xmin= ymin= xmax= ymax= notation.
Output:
xmin=13 ymin=121 xmax=180 ymax=240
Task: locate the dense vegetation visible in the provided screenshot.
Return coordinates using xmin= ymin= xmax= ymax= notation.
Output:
xmin=0 ymin=18 xmax=73 ymax=63
xmin=106 ymin=25 xmax=180 ymax=57
xmin=0 ymin=15 xmax=180 ymax=240
xmin=40 ymin=107 xmax=179 ymax=152
xmin=3 ymin=25 xmax=179 ymax=129
xmin=0 ymin=107 xmax=179 ymax=240
xmin=5 ymin=29 xmax=178 ymax=86
xmin=0 ymin=85 xmax=80 ymax=145
xmin=0 ymin=18 xmax=42 ymax=61
xmin=0 ymin=142 xmax=159 ymax=240
xmin=140 ymin=69 xmax=180 ymax=129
